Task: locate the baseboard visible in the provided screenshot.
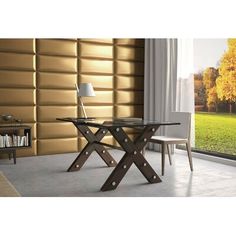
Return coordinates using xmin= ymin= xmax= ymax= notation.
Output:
xmin=175 ymin=149 xmax=236 ymax=167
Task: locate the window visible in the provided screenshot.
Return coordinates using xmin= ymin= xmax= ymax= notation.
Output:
xmin=193 ymin=39 xmax=236 ymax=159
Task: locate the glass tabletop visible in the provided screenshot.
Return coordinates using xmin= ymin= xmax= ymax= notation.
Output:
xmin=57 ymin=117 xmax=180 ymax=128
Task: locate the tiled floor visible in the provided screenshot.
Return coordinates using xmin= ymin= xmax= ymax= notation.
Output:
xmin=0 ymin=150 xmax=236 ymax=197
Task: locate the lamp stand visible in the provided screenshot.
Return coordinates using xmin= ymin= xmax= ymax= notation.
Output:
xmin=79 ymin=97 xmax=87 ymax=119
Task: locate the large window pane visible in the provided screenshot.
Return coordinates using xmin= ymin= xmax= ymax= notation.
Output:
xmin=194 ymin=39 xmax=236 ymax=157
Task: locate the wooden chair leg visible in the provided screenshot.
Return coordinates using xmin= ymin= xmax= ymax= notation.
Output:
xmin=161 ymin=143 xmax=166 ymax=176
xmin=166 ymin=144 xmax=172 ymax=165
xmin=186 ymin=141 xmax=193 ymax=171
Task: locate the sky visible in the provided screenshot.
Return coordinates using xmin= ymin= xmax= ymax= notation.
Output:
xmin=193 ymin=39 xmax=228 ymax=73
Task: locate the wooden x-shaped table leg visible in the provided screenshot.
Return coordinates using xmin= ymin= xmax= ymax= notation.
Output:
xmin=68 ymin=124 xmax=117 ymax=172
xmin=101 ymin=125 xmax=162 ymax=191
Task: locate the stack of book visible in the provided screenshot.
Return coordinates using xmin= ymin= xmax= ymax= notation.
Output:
xmin=0 ymin=133 xmax=29 ymax=148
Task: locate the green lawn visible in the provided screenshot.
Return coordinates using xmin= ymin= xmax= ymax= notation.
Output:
xmin=195 ymin=112 xmax=236 ymax=156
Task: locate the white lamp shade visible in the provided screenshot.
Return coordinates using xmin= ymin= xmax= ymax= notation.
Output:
xmin=77 ymin=83 xmax=95 ymax=97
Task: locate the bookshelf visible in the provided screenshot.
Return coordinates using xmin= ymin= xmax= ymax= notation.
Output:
xmin=0 ymin=125 xmax=31 ymax=164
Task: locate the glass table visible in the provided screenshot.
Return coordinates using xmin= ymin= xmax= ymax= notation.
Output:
xmin=57 ymin=118 xmax=180 ymax=191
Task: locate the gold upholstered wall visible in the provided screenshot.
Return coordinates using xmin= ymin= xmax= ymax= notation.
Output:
xmin=0 ymin=39 xmax=144 ymax=157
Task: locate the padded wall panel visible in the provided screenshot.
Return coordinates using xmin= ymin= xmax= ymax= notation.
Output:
xmin=38 ymin=90 xmax=77 ymax=105
xmin=37 ymin=39 xmax=77 ymax=56
xmin=0 ymin=71 xmax=36 ymax=88
xmin=78 ymin=39 xmax=115 ymax=150
xmin=37 ymin=138 xmax=78 ymax=155
xmin=80 ymin=42 xmax=113 ymax=59
xmin=80 ymin=75 xmax=113 ymax=89
xmin=38 ymin=122 xmax=77 ymax=139
xmin=0 ymin=38 xmax=144 ymax=157
xmin=115 ymin=91 xmax=143 ymax=104
xmin=38 ymin=55 xmax=77 ymax=73
xmin=80 ymin=59 xmax=113 ymax=74
xmin=0 ymin=89 xmax=35 ymax=105
xmin=37 ymin=39 xmax=78 ymax=155
xmin=23 ymin=123 xmax=37 ymax=139
xmin=38 ymin=72 xmax=77 ymax=89
xmin=115 ymin=76 xmax=143 ymax=90
xmin=16 ymin=140 xmax=37 ymax=157
xmin=0 ymin=52 xmax=35 ymax=70
xmin=80 ymin=39 xmax=113 ymax=44
xmin=115 ymin=105 xmax=144 ymax=118
xmin=37 ymin=106 xmax=77 ymax=122
xmin=0 ymin=39 xmax=36 ymax=157
xmin=116 ymin=39 xmax=144 ymax=47
xmin=15 ymin=123 xmax=37 ymax=157
xmin=0 ymin=106 xmax=36 ymax=122
xmin=116 ymin=46 xmax=144 ymax=61
xmin=82 ymin=91 xmax=113 ymax=104
xmin=116 ymin=61 xmax=144 ymax=75
xmin=78 ymin=106 xmax=113 ymax=118
xmin=0 ymin=39 xmax=35 ymax=53
xmin=114 ymin=38 xmax=144 ymax=129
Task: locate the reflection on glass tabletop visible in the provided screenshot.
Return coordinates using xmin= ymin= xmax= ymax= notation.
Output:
xmin=56 ymin=117 xmax=180 ymax=128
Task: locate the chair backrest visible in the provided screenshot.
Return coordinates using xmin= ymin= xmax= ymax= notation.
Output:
xmin=166 ymin=112 xmax=191 ymax=140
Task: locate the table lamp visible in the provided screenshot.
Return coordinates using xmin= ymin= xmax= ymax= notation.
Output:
xmin=75 ymin=83 xmax=95 ymax=119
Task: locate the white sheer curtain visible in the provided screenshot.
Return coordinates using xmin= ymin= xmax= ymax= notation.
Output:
xmin=176 ymin=39 xmax=195 ymax=146
xmin=144 ymin=38 xmax=195 ymax=151
xmin=144 ymin=38 xmax=178 ymax=151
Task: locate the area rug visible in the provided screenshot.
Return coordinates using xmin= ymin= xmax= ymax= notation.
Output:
xmin=0 ymin=171 xmax=20 ymax=197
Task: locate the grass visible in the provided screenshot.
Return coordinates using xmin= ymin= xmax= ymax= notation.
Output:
xmin=195 ymin=112 xmax=236 ymax=156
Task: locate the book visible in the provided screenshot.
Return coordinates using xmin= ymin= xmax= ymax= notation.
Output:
xmin=0 ymin=134 xmax=28 ymax=148
xmin=26 ymin=133 xmax=29 ymax=146
xmin=0 ymin=135 xmax=3 ymax=148
xmin=8 ymin=136 xmax=13 ymax=147
xmin=13 ymin=135 xmax=17 ymax=147
xmin=5 ymin=134 xmax=10 ymax=147
xmin=17 ymin=136 xmax=20 ymax=147
xmin=20 ymin=136 xmax=25 ymax=147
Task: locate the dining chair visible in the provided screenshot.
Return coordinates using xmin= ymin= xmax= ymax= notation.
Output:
xmin=147 ymin=112 xmax=193 ymax=176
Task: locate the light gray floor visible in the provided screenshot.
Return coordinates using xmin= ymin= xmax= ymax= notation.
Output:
xmin=0 ymin=150 xmax=236 ymax=197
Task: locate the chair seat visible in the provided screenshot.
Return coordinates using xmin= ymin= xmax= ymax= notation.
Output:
xmin=150 ymin=136 xmax=188 ymax=143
